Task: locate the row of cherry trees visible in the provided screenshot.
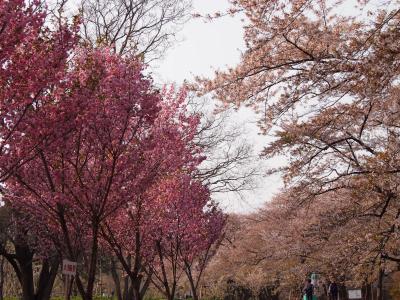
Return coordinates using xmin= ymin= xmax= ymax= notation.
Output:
xmin=202 ymin=189 xmax=400 ymax=299
xmin=0 ymin=1 xmax=225 ymax=300
xmin=196 ymin=0 xmax=400 ymax=299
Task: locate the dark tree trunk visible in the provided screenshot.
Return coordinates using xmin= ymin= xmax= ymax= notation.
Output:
xmin=111 ymin=259 xmax=123 ymax=300
xmin=376 ymin=268 xmax=384 ymax=300
xmin=128 ymin=284 xmax=134 ymax=300
xmin=123 ymin=256 xmax=132 ymax=300
xmin=35 ymin=257 xmax=60 ymax=300
xmin=76 ymin=224 xmax=100 ymax=300
xmin=0 ymin=256 xmax=4 ymax=300
xmin=123 ymin=275 xmax=130 ymax=300
xmin=85 ymin=229 xmax=99 ymax=300
xmin=139 ymin=275 xmax=151 ymax=300
xmin=187 ymin=274 xmax=198 ymax=300
xmin=131 ymin=277 xmax=141 ymax=300
xmin=4 ymin=247 xmax=59 ymax=300
xmin=338 ymin=284 xmax=348 ymax=300
xmin=362 ymin=283 xmax=371 ymax=300
xmin=15 ymin=243 xmax=34 ymax=300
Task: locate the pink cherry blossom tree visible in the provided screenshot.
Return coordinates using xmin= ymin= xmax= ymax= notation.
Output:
xmin=100 ymin=88 xmax=205 ymax=300
xmin=7 ymin=47 xmax=162 ymax=300
xmin=0 ymin=1 xmax=76 ymax=299
xmin=145 ymin=174 xmax=223 ymax=300
xmin=1 ymin=5 xmax=227 ymax=300
xmin=0 ymin=0 xmax=76 ymax=180
xmin=179 ymin=202 xmax=225 ymax=300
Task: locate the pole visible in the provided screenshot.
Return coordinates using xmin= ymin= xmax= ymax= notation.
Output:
xmin=64 ymin=275 xmax=69 ymax=300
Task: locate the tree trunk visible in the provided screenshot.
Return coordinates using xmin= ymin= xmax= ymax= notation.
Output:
xmin=77 ymin=225 xmax=100 ymax=300
xmin=0 ymin=257 xmax=4 ymax=300
xmin=111 ymin=259 xmax=123 ymax=300
xmin=85 ymin=229 xmax=99 ymax=300
xmin=2 ymin=226 xmax=58 ymax=300
xmin=76 ymin=275 xmax=88 ymax=300
xmin=132 ymin=277 xmax=141 ymax=300
xmin=139 ymin=274 xmax=151 ymax=300
xmin=123 ymin=275 xmax=130 ymax=300
xmin=15 ymin=244 xmax=34 ymax=300
xmin=338 ymin=284 xmax=347 ymax=300
xmin=187 ymin=273 xmax=198 ymax=300
xmin=362 ymin=283 xmax=372 ymax=300
xmin=36 ymin=257 xmax=60 ymax=300
xmin=376 ymin=268 xmax=384 ymax=300
xmin=121 ymin=279 xmax=133 ymax=300
xmin=155 ymin=241 xmax=176 ymax=300
xmin=123 ymin=256 xmax=132 ymax=300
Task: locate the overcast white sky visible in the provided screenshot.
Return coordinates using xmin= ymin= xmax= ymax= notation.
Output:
xmin=152 ymin=0 xmax=283 ymax=213
xmin=153 ymin=1 xmax=243 ymax=84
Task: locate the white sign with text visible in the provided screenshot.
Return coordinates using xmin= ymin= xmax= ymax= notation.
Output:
xmin=62 ymin=259 xmax=77 ymax=276
xmin=348 ymin=289 xmax=362 ymax=299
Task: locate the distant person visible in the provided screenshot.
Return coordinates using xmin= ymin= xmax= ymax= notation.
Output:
xmin=328 ymin=281 xmax=338 ymax=300
xmin=303 ymin=279 xmax=314 ymax=300
xmin=322 ymin=282 xmax=328 ymax=298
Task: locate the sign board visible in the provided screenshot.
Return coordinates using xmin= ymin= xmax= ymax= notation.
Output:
xmin=62 ymin=259 xmax=77 ymax=276
xmin=311 ymin=273 xmax=318 ymax=286
xmin=348 ymin=289 xmax=362 ymax=299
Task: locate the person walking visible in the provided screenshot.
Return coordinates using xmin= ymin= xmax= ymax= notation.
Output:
xmin=303 ymin=279 xmax=314 ymax=300
xmin=328 ymin=281 xmax=338 ymax=300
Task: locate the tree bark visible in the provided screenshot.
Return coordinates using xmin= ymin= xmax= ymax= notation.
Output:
xmin=362 ymin=283 xmax=372 ymax=300
xmin=85 ymin=227 xmax=99 ymax=300
xmin=123 ymin=255 xmax=132 ymax=300
xmin=36 ymin=257 xmax=60 ymax=300
xmin=0 ymin=257 xmax=4 ymax=300
xmin=338 ymin=284 xmax=347 ymax=300
xmin=111 ymin=259 xmax=123 ymax=300
xmin=15 ymin=243 xmax=34 ymax=300
xmin=376 ymin=268 xmax=384 ymax=300
xmin=132 ymin=277 xmax=141 ymax=300
xmin=187 ymin=272 xmax=198 ymax=300
xmin=76 ymin=224 xmax=100 ymax=300
xmin=3 ymin=247 xmax=59 ymax=300
xmin=139 ymin=274 xmax=151 ymax=300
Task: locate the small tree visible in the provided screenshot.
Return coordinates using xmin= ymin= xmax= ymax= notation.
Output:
xmin=146 ymin=174 xmax=220 ymax=300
